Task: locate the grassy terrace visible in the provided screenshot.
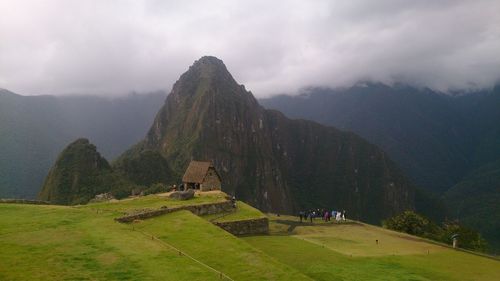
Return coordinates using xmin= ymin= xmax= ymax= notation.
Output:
xmin=78 ymin=191 xmax=227 ymax=214
xmin=0 ymin=204 xmax=222 ymax=280
xmin=202 ymin=201 xmax=266 ymax=222
xmin=243 ymin=215 xmax=500 ymax=281
xmin=1 ymin=193 xmax=499 ymax=280
xmin=0 ymin=198 xmax=307 ymax=281
xmin=133 ymin=211 xmax=309 ymax=281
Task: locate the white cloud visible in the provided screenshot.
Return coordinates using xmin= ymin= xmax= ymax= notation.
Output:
xmin=0 ymin=0 xmax=499 ymax=97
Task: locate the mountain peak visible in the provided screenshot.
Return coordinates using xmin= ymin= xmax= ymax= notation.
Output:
xmin=168 ymin=56 xmax=248 ymax=103
xmin=194 ymin=55 xmax=225 ymax=66
xmin=186 ymin=56 xmax=231 ymax=80
xmin=38 ymin=138 xmax=112 ymax=205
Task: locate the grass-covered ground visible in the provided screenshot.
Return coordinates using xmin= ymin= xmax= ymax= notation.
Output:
xmin=202 ymin=201 xmax=265 ymax=222
xmin=243 ymin=215 xmax=500 ymax=281
xmin=80 ymin=191 xmax=227 ymax=213
xmin=1 ymin=193 xmax=499 ymax=280
xmin=0 ymin=204 xmax=221 ymax=280
xmin=0 ymin=193 xmax=308 ymax=281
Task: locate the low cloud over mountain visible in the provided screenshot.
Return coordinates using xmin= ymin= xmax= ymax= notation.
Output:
xmin=1 ymin=0 xmax=499 ymax=97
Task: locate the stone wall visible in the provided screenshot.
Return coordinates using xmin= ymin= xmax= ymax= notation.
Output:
xmin=201 ymin=168 xmax=221 ymax=191
xmin=214 ymin=217 xmax=269 ymax=236
xmin=183 ymin=200 xmax=233 ymax=215
xmin=115 ymin=200 xmax=234 ymax=223
xmin=114 ymin=200 xmax=268 ymax=236
xmin=0 ymin=199 xmax=50 ymax=205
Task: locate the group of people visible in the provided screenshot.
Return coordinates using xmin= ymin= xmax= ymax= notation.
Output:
xmin=298 ymin=209 xmax=346 ymax=223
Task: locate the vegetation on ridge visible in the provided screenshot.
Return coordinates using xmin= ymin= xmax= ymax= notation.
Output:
xmin=37 ymin=134 xmax=184 ymax=205
xmin=383 ymin=210 xmax=488 ymax=252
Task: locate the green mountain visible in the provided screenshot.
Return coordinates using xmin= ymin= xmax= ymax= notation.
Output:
xmin=38 ymin=139 xmax=122 ymax=204
xmin=113 ymin=149 xmax=178 ymax=187
xmin=118 ymin=56 xmax=416 ymax=224
xmin=0 ymin=89 xmax=165 ymax=199
xmin=261 ymin=84 xmax=500 ymax=193
xmin=261 ymin=84 xmax=474 ymax=194
xmin=260 ymin=84 xmax=500 ymax=250
xmin=445 ymin=160 xmax=500 ymax=251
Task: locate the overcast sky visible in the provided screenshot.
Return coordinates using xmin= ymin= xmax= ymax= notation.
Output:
xmin=1 ymin=0 xmax=499 ymax=97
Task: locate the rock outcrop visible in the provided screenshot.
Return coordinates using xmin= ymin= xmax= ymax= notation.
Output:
xmin=169 ymin=189 xmax=195 ymax=200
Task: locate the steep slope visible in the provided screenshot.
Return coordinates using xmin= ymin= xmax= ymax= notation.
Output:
xmin=445 ymin=160 xmax=500 ymax=251
xmin=0 ymin=90 xmax=165 ymax=198
xmin=0 ymin=90 xmax=69 ymax=199
xmin=113 ymin=149 xmax=177 ymax=187
xmin=38 ymin=138 xmax=132 ymax=204
xmin=119 ymin=56 xmax=416 ymax=223
xmin=261 ymin=85 xmax=500 ymax=194
xmin=454 ymin=86 xmax=500 ymax=168
xmin=260 ymin=84 xmax=500 ymax=249
xmin=261 ymin=84 xmax=472 ymax=194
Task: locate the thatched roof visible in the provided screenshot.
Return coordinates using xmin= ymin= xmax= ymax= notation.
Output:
xmin=182 ymin=161 xmax=220 ymax=183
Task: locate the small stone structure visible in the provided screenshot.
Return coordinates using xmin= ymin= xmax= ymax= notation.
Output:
xmin=214 ymin=218 xmax=269 ymax=236
xmin=89 ymin=192 xmax=115 ymax=203
xmin=182 ymin=161 xmax=222 ymax=191
xmin=169 ymin=189 xmax=195 ymax=200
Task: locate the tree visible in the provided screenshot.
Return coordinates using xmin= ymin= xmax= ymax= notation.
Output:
xmin=383 ymin=211 xmax=437 ymax=237
xmin=439 ymin=222 xmax=488 ymax=252
xmin=383 ymin=210 xmax=488 ymax=252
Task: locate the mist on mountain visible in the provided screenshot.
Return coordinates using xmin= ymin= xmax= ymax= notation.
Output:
xmin=0 ymin=90 xmax=165 ymax=198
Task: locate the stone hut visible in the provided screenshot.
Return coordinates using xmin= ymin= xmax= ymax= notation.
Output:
xmin=182 ymin=161 xmax=222 ymax=191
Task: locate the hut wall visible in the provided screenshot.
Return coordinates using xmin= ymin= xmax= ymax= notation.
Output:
xmin=201 ymin=168 xmax=221 ymax=191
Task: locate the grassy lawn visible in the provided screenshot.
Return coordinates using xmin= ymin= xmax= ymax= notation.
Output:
xmin=243 ymin=217 xmax=500 ymax=281
xmin=133 ymin=210 xmax=310 ymax=281
xmin=79 ymin=191 xmax=227 ymax=214
xmin=202 ymin=201 xmax=265 ymax=222
xmin=2 ymin=195 xmax=499 ymax=281
xmin=0 ymin=200 xmax=308 ymax=281
xmin=0 ymin=204 xmax=221 ymax=280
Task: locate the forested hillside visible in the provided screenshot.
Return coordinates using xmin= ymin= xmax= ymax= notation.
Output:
xmin=261 ymin=84 xmax=500 ymax=250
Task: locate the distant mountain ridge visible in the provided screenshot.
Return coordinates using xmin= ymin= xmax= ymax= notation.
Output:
xmin=260 ymin=83 xmax=500 ymax=251
xmin=117 ymin=56 xmax=417 ymax=223
xmin=0 ymin=90 xmax=165 ymax=198
xmin=261 ymin=84 xmax=500 ymax=193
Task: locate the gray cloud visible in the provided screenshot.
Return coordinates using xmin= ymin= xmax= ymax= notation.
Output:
xmin=0 ymin=0 xmax=499 ymax=97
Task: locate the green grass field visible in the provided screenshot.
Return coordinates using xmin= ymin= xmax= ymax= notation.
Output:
xmin=79 ymin=191 xmax=227 ymax=213
xmin=0 ymin=194 xmax=308 ymax=281
xmin=202 ymin=201 xmax=265 ymax=222
xmin=243 ymin=215 xmax=500 ymax=281
xmin=1 ymin=194 xmax=499 ymax=280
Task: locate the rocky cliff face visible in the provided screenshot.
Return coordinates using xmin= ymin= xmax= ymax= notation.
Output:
xmin=122 ymin=56 xmax=415 ymax=223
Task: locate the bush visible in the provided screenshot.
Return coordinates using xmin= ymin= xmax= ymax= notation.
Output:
xmin=438 ymin=222 xmax=488 ymax=252
xmin=384 ymin=210 xmax=488 ymax=252
xmin=383 ymin=211 xmax=437 ymax=237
